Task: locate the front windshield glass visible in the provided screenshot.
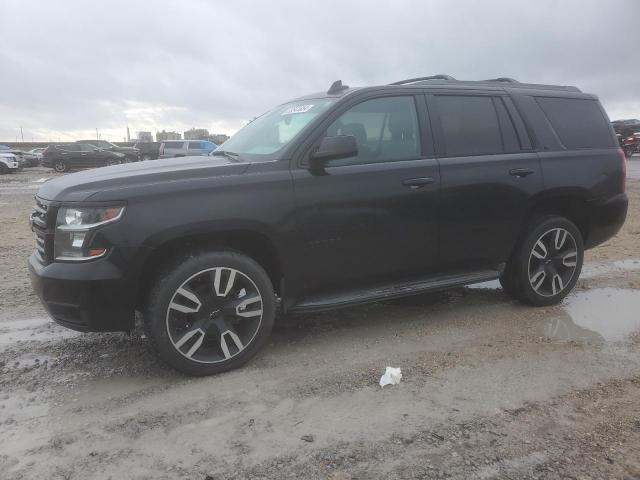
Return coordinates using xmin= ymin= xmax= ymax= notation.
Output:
xmin=218 ymin=98 xmax=336 ymax=161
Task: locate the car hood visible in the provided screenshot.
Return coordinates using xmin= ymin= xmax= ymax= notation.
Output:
xmin=37 ymin=156 xmax=248 ymax=202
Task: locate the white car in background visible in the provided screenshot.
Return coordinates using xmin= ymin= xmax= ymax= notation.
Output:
xmin=0 ymin=152 xmax=20 ymax=174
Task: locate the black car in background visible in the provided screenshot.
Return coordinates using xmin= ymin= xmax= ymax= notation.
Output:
xmin=30 ymin=76 xmax=627 ymax=376
xmin=42 ymin=143 xmax=125 ymax=172
xmin=76 ymin=139 xmax=140 ymax=162
xmin=134 ymin=141 xmax=161 ymax=160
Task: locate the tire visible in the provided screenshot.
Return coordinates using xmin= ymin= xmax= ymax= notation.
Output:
xmin=141 ymin=154 xmax=152 ymax=161
xmin=106 ymin=158 xmax=123 ymax=166
xmin=143 ymin=250 xmax=276 ymax=376
xmin=0 ymin=163 xmax=9 ymax=174
xmin=53 ymin=160 xmax=69 ymax=173
xmin=500 ymin=216 xmax=584 ymax=306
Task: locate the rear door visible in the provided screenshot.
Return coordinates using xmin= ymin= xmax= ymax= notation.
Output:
xmin=188 ymin=141 xmax=204 ymax=156
xmin=427 ymin=92 xmax=542 ymax=271
xmin=291 ymin=93 xmax=441 ymax=296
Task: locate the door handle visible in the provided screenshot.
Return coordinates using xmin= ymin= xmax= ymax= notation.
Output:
xmin=509 ymin=168 xmax=535 ymax=178
xmin=402 ymin=177 xmax=434 ymax=188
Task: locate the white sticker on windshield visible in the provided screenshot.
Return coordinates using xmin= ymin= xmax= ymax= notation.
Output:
xmin=281 ymin=104 xmax=314 ymax=115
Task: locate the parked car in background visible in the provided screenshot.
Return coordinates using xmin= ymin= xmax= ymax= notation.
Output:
xmin=612 ymin=119 xmax=640 ymax=158
xmin=0 ymin=152 xmax=20 ymax=174
xmin=29 ymin=76 xmax=627 ymax=376
xmin=76 ymin=140 xmax=140 ymax=162
xmin=134 ymin=142 xmax=161 ymax=160
xmin=159 ymin=140 xmax=217 ymax=158
xmin=28 ymin=147 xmax=47 ymax=161
xmin=9 ymin=149 xmax=40 ymax=167
xmin=42 ymin=143 xmax=125 ymax=172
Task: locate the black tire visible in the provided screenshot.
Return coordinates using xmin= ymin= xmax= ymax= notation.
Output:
xmin=144 ymin=250 xmax=276 ymax=376
xmin=0 ymin=163 xmax=9 ymax=174
xmin=141 ymin=154 xmax=152 ymax=161
xmin=106 ymin=158 xmax=123 ymax=166
xmin=53 ymin=160 xmax=69 ymax=173
xmin=500 ymin=215 xmax=584 ymax=306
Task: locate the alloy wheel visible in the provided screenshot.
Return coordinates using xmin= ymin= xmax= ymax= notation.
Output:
xmin=527 ymin=228 xmax=578 ymax=297
xmin=54 ymin=161 xmax=66 ymax=172
xmin=165 ymin=267 xmax=264 ymax=364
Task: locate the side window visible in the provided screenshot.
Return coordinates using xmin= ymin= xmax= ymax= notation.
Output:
xmin=435 ymin=95 xmax=503 ymax=156
xmin=64 ymin=145 xmax=79 ymax=152
xmin=165 ymin=142 xmax=184 ymax=149
xmin=324 ymin=96 xmax=420 ymax=166
xmin=188 ymin=141 xmax=203 ymax=150
xmin=534 ymin=97 xmax=615 ymax=149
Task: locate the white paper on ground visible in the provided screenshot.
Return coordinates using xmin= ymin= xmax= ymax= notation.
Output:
xmin=379 ymin=366 xmax=402 ymax=387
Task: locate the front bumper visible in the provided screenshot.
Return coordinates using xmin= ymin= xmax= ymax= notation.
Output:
xmin=28 ymin=252 xmax=136 ymax=332
xmin=585 ymin=193 xmax=628 ymax=249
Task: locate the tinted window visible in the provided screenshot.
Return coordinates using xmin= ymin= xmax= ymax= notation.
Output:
xmin=535 ymin=97 xmax=614 ymax=149
xmin=79 ymin=144 xmax=96 ymax=152
xmin=493 ymin=97 xmax=520 ymax=152
xmin=325 ymin=96 xmax=420 ymax=166
xmin=188 ymin=142 xmax=203 ymax=150
xmin=62 ymin=144 xmax=79 ymax=151
xmin=164 ymin=142 xmax=184 ymax=149
xmin=436 ymin=95 xmax=503 ymax=156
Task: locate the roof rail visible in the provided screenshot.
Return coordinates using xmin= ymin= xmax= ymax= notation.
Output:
xmin=482 ymin=77 xmax=519 ymax=83
xmin=327 ymin=80 xmax=349 ymax=94
xmin=390 ymin=74 xmax=456 ymax=85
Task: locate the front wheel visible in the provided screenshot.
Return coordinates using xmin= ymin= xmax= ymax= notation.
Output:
xmin=500 ymin=216 xmax=584 ymax=306
xmin=144 ymin=250 xmax=276 ymax=376
xmin=0 ymin=163 xmax=9 ymax=174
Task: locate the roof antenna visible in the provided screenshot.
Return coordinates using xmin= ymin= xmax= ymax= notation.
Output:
xmin=327 ymin=80 xmax=349 ymax=94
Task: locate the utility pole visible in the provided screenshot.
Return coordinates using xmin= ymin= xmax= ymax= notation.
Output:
xmin=20 ymin=127 xmax=24 ymax=142
xmin=96 ymin=128 xmax=99 ymax=141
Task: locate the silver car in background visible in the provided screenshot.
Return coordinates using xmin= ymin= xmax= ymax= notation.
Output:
xmin=159 ymin=140 xmax=217 ymax=158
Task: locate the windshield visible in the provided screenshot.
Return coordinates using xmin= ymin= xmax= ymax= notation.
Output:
xmin=217 ymin=98 xmax=336 ymax=161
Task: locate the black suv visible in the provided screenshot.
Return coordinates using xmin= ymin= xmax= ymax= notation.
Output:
xmin=29 ymin=76 xmax=628 ymax=376
xmin=76 ymin=140 xmax=141 ymax=162
xmin=42 ymin=143 xmax=126 ymax=172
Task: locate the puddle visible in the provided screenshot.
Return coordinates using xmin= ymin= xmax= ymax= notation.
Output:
xmin=545 ymin=288 xmax=640 ymax=343
xmin=467 ymin=279 xmax=501 ymax=290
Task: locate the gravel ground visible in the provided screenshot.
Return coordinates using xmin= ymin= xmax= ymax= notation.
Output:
xmin=1 ymin=165 xmax=640 ymax=480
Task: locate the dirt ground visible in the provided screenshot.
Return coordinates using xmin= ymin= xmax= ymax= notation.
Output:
xmin=1 ymin=165 xmax=640 ymax=480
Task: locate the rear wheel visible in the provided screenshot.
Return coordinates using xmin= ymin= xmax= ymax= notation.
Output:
xmin=144 ymin=250 xmax=276 ymax=376
xmin=53 ymin=160 xmax=69 ymax=173
xmin=500 ymin=216 xmax=583 ymax=306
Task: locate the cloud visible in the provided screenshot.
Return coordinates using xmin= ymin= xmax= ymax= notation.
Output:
xmin=0 ymin=0 xmax=638 ymax=141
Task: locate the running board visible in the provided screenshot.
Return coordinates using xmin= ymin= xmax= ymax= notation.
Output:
xmin=289 ymin=269 xmax=502 ymax=313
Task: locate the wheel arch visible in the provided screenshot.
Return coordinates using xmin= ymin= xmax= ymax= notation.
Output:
xmin=136 ymin=227 xmax=284 ymax=309
xmin=522 ymin=188 xmax=592 ymax=244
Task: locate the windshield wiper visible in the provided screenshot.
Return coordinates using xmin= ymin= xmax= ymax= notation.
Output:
xmin=211 ymin=150 xmax=243 ymax=162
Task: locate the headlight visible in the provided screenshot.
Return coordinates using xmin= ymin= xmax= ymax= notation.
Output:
xmin=54 ymin=206 xmax=124 ymax=260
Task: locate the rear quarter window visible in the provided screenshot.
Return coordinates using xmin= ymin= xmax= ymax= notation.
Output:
xmin=535 ymin=97 xmax=614 ymax=149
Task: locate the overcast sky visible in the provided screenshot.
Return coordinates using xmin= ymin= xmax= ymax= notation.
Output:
xmin=1 ymin=0 xmax=639 ymax=143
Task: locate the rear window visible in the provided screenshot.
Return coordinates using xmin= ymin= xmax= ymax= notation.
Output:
xmin=535 ymin=97 xmax=614 ymax=149
xmin=435 ymin=95 xmax=503 ymax=156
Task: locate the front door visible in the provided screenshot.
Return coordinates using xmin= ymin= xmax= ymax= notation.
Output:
xmin=427 ymin=92 xmax=544 ymax=271
xmin=292 ymin=94 xmax=440 ymax=297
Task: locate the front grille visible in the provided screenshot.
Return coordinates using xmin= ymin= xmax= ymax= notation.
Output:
xmin=30 ymin=197 xmax=54 ymax=265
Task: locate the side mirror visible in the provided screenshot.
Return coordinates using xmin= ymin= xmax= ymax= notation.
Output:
xmin=309 ymin=135 xmax=358 ymax=169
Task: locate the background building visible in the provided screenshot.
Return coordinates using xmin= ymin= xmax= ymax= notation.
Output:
xmin=210 ymin=134 xmax=230 ymax=145
xmin=184 ymin=128 xmax=210 ymax=140
xmin=156 ymin=130 xmax=182 ymax=142
xmin=137 ymin=131 xmax=153 ymax=143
